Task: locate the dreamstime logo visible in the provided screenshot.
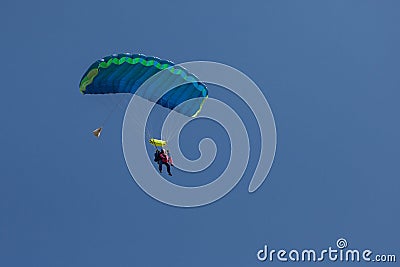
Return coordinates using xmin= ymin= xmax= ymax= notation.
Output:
xmin=122 ymin=61 xmax=276 ymax=207
xmin=257 ymin=238 xmax=397 ymax=263
xmin=337 ymin=238 xmax=348 ymax=249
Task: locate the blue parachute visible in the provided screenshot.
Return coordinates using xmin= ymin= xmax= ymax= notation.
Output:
xmin=79 ymin=53 xmax=208 ymax=117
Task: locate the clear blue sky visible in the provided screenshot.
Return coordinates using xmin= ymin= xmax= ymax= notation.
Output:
xmin=1 ymin=0 xmax=399 ymax=266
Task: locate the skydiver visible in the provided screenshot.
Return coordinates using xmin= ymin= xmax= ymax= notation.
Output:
xmin=158 ymin=149 xmax=172 ymax=176
xmin=154 ymin=148 xmax=161 ymax=162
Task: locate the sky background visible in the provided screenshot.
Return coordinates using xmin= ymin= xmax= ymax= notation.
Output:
xmin=1 ymin=0 xmax=399 ymax=266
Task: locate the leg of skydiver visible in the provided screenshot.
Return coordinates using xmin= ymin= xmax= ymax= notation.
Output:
xmin=158 ymin=160 xmax=163 ymax=173
xmin=165 ymin=163 xmax=172 ymax=176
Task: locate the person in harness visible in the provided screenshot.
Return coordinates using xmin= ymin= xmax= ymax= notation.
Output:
xmin=154 ymin=148 xmax=173 ymax=176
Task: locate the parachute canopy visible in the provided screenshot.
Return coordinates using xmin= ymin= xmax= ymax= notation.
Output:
xmin=79 ymin=53 xmax=208 ymax=117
